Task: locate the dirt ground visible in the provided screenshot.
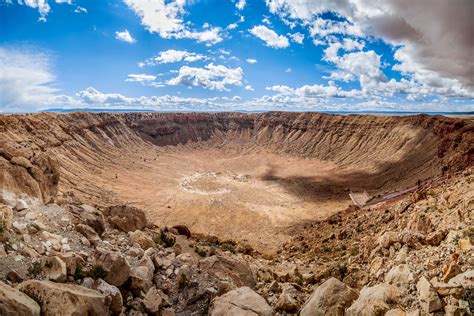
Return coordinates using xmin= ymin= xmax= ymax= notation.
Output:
xmin=70 ymin=145 xmax=354 ymax=253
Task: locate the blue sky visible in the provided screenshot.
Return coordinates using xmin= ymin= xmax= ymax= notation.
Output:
xmin=1 ymin=0 xmax=473 ymax=112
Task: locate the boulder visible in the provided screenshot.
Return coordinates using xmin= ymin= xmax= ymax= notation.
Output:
xmin=95 ymin=278 xmax=123 ymax=315
xmin=346 ymin=283 xmax=401 ymax=316
xmin=76 ymin=224 xmax=101 ymax=245
xmin=417 ymin=276 xmax=443 ymax=313
xmin=210 ymin=287 xmax=273 ymax=316
xmin=0 ymin=281 xmax=40 ymax=316
xmin=129 ymin=265 xmax=153 ymax=294
xmin=300 ymin=277 xmax=359 ymax=316
xmin=78 ymin=204 xmax=105 ymax=235
xmin=18 ymin=280 xmax=109 ymax=315
xmin=0 ymin=205 xmax=13 ymax=229
xmin=442 ymin=260 xmax=462 ymax=282
xmin=42 ymin=256 xmax=67 ymax=282
xmin=385 ymin=264 xmax=414 ymax=288
xmin=15 ymin=199 xmax=29 ymax=211
xmin=40 ymin=231 xmax=62 ymax=251
xmin=129 ymin=230 xmax=155 ymax=250
xmin=407 ymin=213 xmax=432 ymax=234
xmin=94 ymin=249 xmax=131 ymax=287
xmin=275 ymin=283 xmax=301 ymax=313
xmin=378 ymin=231 xmax=398 ymax=249
xmin=57 ymin=252 xmax=78 ymax=275
xmin=199 ymin=255 xmax=256 ymax=289
xmin=143 ymin=286 xmax=163 ymax=314
xmin=104 ymin=205 xmax=147 ymax=232
xmin=170 ymin=225 xmax=191 ymax=238
xmin=448 ymin=270 xmax=474 ymax=288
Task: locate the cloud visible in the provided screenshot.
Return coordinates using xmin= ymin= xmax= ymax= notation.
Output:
xmin=235 ymin=0 xmax=246 ymax=10
xmin=123 ymin=0 xmax=223 ymax=45
xmin=267 ymin=81 xmax=362 ymax=99
xmin=13 ymin=0 xmax=76 ymax=21
xmin=245 ymin=85 xmax=254 ymax=91
xmin=0 ymin=46 xmax=57 ymax=111
xmin=139 ymin=50 xmax=207 ymax=66
xmin=285 ymin=68 xmax=292 ymax=73
xmin=125 ymin=74 xmax=157 ymax=82
xmin=246 ymin=59 xmax=257 ymax=64
xmin=288 ymin=32 xmax=304 ymax=44
xmin=167 ymin=63 xmax=243 ymax=91
xmin=115 ymin=30 xmax=136 ymax=44
xmin=249 ymin=25 xmax=289 ymax=49
xmin=265 ymin=0 xmax=474 ymax=93
xmin=74 ymin=6 xmax=87 ymax=13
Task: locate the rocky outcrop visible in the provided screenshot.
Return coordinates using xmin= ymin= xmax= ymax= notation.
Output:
xmin=300 ymin=277 xmax=359 ymax=316
xmin=210 ymin=287 xmax=273 ymax=316
xmin=94 ymin=249 xmax=131 ymax=287
xmin=346 ymin=283 xmax=401 ymax=315
xmin=0 ymin=281 xmax=40 ymax=316
xmin=18 ymin=280 xmax=109 ymax=315
xmin=104 ymin=205 xmax=147 ymax=232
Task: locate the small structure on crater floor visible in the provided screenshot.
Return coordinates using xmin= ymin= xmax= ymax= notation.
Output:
xmin=349 ymin=190 xmax=371 ymax=207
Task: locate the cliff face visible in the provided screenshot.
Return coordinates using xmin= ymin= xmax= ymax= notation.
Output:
xmin=0 ymin=112 xmax=472 ymax=202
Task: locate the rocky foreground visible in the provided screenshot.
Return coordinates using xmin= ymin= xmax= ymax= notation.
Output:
xmin=0 ymin=167 xmax=473 ymax=315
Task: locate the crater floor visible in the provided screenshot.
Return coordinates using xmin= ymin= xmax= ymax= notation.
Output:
xmin=84 ymin=146 xmax=353 ymax=253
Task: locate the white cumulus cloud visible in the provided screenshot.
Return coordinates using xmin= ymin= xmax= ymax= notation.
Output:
xmin=167 ymin=63 xmax=243 ymax=91
xmin=139 ymin=50 xmax=207 ymax=67
xmin=115 ymin=30 xmax=136 ymax=44
xmin=249 ymin=25 xmax=289 ymax=49
xmin=123 ymin=0 xmax=223 ymax=45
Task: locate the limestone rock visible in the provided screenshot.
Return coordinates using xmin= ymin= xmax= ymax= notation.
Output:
xmin=448 ymin=270 xmax=474 ymax=288
xmin=442 ymin=260 xmax=462 ymax=282
xmin=210 ymin=287 xmax=273 ymax=316
xmin=346 ymin=283 xmax=401 ymax=316
xmin=0 ymin=205 xmax=13 ymax=229
xmin=199 ymin=254 xmax=256 ymax=288
xmin=0 ymin=281 xmax=40 ymax=316
xmin=104 ymin=205 xmax=147 ymax=232
xmin=143 ymin=286 xmax=162 ymax=314
xmin=407 ymin=212 xmax=432 ymax=234
xmin=300 ymin=277 xmax=359 ymax=316
xmin=15 ymin=199 xmax=29 ymax=211
xmin=129 ymin=230 xmax=155 ymax=250
xmin=378 ymin=231 xmax=398 ymax=248
xmin=94 ymin=249 xmax=131 ymax=287
xmin=57 ymin=252 xmax=78 ymax=276
xmin=385 ymin=264 xmax=414 ymax=288
xmin=76 ymin=224 xmax=101 ymax=245
xmin=95 ymin=278 xmax=123 ymax=315
xmin=417 ymin=276 xmax=443 ymax=313
xmin=275 ymin=283 xmax=301 ymax=313
xmin=42 ymin=256 xmax=67 ymax=282
xmin=18 ymin=280 xmax=109 ymax=315
xmin=129 ymin=265 xmax=153 ymax=294
xmin=78 ymin=204 xmax=105 ymax=235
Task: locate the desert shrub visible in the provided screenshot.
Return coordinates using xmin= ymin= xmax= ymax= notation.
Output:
xmin=74 ymin=265 xmax=108 ymax=280
xmin=195 ymin=246 xmax=207 ymax=257
xmin=28 ymin=261 xmax=42 ymax=277
xmin=74 ymin=266 xmax=86 ymax=280
xmin=87 ymin=265 xmax=108 ymax=280
xmin=158 ymin=231 xmax=176 ymax=248
xmin=220 ymin=242 xmax=235 ymax=254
